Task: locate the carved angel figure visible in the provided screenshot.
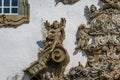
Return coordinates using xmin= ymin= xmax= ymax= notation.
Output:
xmin=68 ymin=1 xmax=120 ymax=80
xmin=43 ymin=72 xmax=55 ymax=80
xmin=25 ymin=18 xmax=70 ymax=80
xmin=41 ymin=18 xmax=66 ymax=52
xmin=75 ymin=24 xmax=90 ymax=50
xmin=85 ymin=5 xmax=99 ymax=23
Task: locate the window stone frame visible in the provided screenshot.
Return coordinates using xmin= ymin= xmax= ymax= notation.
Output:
xmin=0 ymin=0 xmax=29 ymax=27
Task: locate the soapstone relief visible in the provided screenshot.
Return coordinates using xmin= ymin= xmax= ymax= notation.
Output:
xmin=24 ymin=18 xmax=70 ymax=80
xmin=55 ymin=0 xmax=80 ymax=5
xmin=64 ymin=0 xmax=120 ymax=80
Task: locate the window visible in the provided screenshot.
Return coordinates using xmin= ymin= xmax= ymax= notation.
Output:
xmin=0 ymin=0 xmax=30 ymax=27
xmin=0 ymin=0 xmax=18 ymax=14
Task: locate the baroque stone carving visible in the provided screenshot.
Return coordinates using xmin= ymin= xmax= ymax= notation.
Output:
xmin=64 ymin=0 xmax=120 ymax=80
xmin=0 ymin=0 xmax=29 ymax=27
xmin=55 ymin=0 xmax=80 ymax=5
xmin=24 ymin=18 xmax=70 ymax=80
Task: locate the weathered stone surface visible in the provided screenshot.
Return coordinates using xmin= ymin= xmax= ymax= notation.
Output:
xmin=24 ymin=18 xmax=70 ymax=80
xmin=55 ymin=0 xmax=80 ymax=5
xmin=65 ymin=0 xmax=120 ymax=80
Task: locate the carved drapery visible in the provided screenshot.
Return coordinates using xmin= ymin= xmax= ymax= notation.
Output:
xmin=0 ymin=0 xmax=29 ymax=27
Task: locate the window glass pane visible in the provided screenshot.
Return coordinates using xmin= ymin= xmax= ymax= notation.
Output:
xmin=12 ymin=8 xmax=18 ymax=13
xmin=12 ymin=0 xmax=18 ymax=6
xmin=4 ymin=8 xmax=10 ymax=13
xmin=0 ymin=0 xmax=2 ymax=6
xmin=0 ymin=8 xmax=2 ymax=13
xmin=4 ymin=0 xmax=10 ymax=6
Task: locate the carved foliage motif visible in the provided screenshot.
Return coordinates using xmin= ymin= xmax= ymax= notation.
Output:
xmin=64 ymin=0 xmax=120 ymax=80
xmin=24 ymin=18 xmax=70 ymax=80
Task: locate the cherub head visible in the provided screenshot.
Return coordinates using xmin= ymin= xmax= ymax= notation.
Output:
xmin=52 ymin=21 xmax=59 ymax=29
xmin=78 ymin=24 xmax=86 ymax=30
xmin=90 ymin=5 xmax=97 ymax=12
xmin=45 ymin=72 xmax=51 ymax=79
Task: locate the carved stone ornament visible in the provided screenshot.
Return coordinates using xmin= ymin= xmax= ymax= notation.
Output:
xmin=0 ymin=0 xmax=29 ymax=27
xmin=55 ymin=0 xmax=80 ymax=6
xmin=24 ymin=18 xmax=70 ymax=80
xmin=63 ymin=0 xmax=120 ymax=80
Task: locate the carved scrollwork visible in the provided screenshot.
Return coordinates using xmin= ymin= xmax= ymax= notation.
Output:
xmin=64 ymin=0 xmax=120 ymax=80
xmin=0 ymin=15 xmax=29 ymax=27
xmin=55 ymin=0 xmax=80 ymax=6
xmin=24 ymin=18 xmax=70 ymax=80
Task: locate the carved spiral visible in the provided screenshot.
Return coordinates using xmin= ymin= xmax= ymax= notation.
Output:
xmin=51 ymin=46 xmax=67 ymax=62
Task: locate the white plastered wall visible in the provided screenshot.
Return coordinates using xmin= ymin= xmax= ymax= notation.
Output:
xmin=0 ymin=0 xmax=101 ymax=80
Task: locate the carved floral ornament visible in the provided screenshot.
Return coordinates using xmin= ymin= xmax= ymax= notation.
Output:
xmin=63 ymin=0 xmax=120 ymax=80
xmin=0 ymin=0 xmax=29 ymax=27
